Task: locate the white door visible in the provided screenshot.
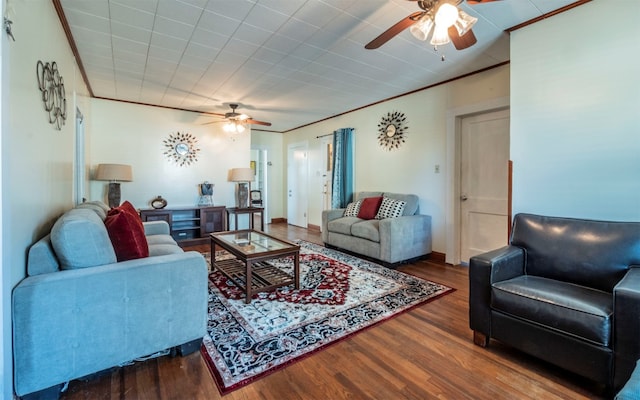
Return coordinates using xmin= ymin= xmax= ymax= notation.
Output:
xmin=459 ymin=109 xmax=510 ymax=264
xmin=287 ymin=142 xmax=308 ymax=228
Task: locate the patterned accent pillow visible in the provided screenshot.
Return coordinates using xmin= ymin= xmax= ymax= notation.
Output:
xmin=375 ymin=197 xmax=407 ymax=220
xmin=343 ymin=200 xmax=362 ymax=217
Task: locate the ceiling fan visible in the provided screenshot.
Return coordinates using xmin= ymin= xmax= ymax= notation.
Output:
xmin=203 ymin=104 xmax=271 ymax=132
xmin=365 ymin=0 xmax=500 ymax=51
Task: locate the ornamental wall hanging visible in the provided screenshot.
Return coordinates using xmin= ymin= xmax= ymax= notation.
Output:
xmin=377 ymin=111 xmax=407 ymax=150
xmin=36 ymin=61 xmax=67 ymax=130
xmin=163 ymin=132 xmax=200 ymax=166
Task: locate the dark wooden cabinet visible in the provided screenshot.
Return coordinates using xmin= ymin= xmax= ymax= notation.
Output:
xmin=140 ymin=206 xmax=226 ymax=246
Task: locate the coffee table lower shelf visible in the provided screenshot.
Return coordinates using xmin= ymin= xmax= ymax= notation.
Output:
xmin=214 ymin=258 xmax=295 ymax=301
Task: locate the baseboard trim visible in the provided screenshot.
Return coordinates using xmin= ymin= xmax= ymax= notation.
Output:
xmin=270 ymin=217 xmax=286 ymax=224
xmin=427 ymin=251 xmax=446 ymax=263
xmin=307 ymin=224 xmax=321 ymax=232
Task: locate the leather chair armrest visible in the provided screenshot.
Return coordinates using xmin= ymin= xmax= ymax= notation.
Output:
xmin=613 ymin=266 xmax=640 ymax=390
xmin=469 ymin=246 xmax=525 ymax=338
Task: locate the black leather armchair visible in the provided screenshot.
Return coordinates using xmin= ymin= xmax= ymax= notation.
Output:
xmin=469 ymin=213 xmax=640 ymax=391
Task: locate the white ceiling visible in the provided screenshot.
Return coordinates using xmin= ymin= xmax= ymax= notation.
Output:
xmin=58 ymin=0 xmax=582 ymax=132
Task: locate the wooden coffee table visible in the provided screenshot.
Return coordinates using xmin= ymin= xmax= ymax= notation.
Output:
xmin=210 ymin=230 xmax=300 ymax=303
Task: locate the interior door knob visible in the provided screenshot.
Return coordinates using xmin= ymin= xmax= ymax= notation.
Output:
xmin=460 ymin=194 xmax=468 ymax=201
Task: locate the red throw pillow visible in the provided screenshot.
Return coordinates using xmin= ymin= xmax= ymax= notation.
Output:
xmin=357 ymin=196 xmax=384 ymax=220
xmin=104 ymin=206 xmax=149 ymax=261
xmin=119 ymin=200 xmax=138 ymax=216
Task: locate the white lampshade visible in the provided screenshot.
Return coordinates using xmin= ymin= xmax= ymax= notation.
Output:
xmin=454 ymin=10 xmax=478 ymax=36
xmin=95 ymin=164 xmax=133 ymax=182
xmin=430 ymin=24 xmax=451 ymax=46
xmin=229 ymin=168 xmax=254 ymax=182
xmin=434 ymin=3 xmax=459 ymax=28
xmin=409 ymin=15 xmax=434 ymax=41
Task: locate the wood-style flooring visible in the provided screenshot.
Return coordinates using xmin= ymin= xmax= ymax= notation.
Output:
xmin=61 ymin=222 xmax=606 ymax=400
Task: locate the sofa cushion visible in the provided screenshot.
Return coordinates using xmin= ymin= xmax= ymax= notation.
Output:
xmin=357 ymin=196 xmax=383 ymax=220
xmin=327 ymin=217 xmax=361 ymax=235
xmin=104 ymin=206 xmax=149 ymax=262
xmin=27 ymin=235 xmax=60 ymax=276
xmin=356 ymin=192 xmax=383 ymax=201
xmin=74 ymin=201 xmax=109 ymax=220
xmin=51 ymin=208 xmax=117 ymax=270
xmin=146 ymin=235 xmax=178 ymax=246
xmin=148 ymin=244 xmax=184 ymax=256
xmin=343 ymin=200 xmax=362 ymax=217
xmin=376 ymin=197 xmax=406 ymax=219
xmin=492 ymin=275 xmax=613 ymax=346
xmin=351 ymin=220 xmax=380 ymax=242
xmin=383 ymin=193 xmax=419 ymax=216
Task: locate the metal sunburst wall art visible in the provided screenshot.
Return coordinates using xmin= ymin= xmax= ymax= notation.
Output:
xmin=377 ymin=111 xmax=408 ymax=150
xmin=163 ymin=132 xmax=200 ymax=167
xmin=36 ymin=60 xmax=67 ymax=130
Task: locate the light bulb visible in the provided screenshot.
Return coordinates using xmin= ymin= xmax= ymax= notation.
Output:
xmin=435 ymin=3 xmax=458 ymax=28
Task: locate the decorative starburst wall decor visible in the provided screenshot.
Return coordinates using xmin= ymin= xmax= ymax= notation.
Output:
xmin=163 ymin=132 xmax=200 ymax=166
xmin=377 ymin=111 xmax=407 ymax=150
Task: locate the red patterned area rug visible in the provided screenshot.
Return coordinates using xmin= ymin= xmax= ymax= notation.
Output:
xmin=201 ymin=240 xmax=454 ymax=394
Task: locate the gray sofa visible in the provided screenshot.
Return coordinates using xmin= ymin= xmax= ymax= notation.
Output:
xmin=12 ymin=201 xmax=208 ymax=399
xmin=321 ymin=192 xmax=432 ymax=266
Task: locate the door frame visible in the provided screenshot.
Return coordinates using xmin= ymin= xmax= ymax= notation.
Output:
xmin=445 ymin=96 xmax=510 ymax=265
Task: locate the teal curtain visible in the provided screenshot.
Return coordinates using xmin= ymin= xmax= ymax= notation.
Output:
xmin=331 ymin=128 xmax=354 ymax=208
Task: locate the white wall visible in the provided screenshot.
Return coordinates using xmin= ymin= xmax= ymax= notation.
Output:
xmin=88 ymin=99 xmax=250 ymax=211
xmin=2 ymin=2 xmax=90 ymax=396
xmin=284 ymin=65 xmax=510 ymax=253
xmin=511 ymin=1 xmax=640 ymax=221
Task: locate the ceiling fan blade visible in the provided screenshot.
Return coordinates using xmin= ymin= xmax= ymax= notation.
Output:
xmin=448 ymin=26 xmax=477 ymax=50
xmin=246 ymin=119 xmax=272 ymax=127
xmin=365 ymin=11 xmax=424 ymax=50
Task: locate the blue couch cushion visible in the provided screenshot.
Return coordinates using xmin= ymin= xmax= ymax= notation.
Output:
xmin=27 ymin=235 xmax=60 ymax=276
xmin=51 ymin=208 xmax=117 ymax=270
xmin=492 ymin=275 xmax=612 ymax=346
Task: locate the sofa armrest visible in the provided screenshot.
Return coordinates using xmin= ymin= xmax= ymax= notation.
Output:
xmin=379 ymin=214 xmax=432 ymax=264
xmin=12 ymin=251 xmax=208 ymax=396
xmin=469 ymin=246 xmax=525 ymax=336
xmin=613 ymin=266 xmax=640 ymax=390
xmin=321 ymin=209 xmax=345 ymax=242
xmin=143 ymin=220 xmax=170 ymax=236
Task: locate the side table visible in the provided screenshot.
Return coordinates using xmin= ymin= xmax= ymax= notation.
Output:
xmin=226 ymin=207 xmax=264 ymax=231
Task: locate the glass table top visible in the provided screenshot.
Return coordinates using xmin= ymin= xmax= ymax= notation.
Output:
xmin=213 ymin=230 xmax=295 ymax=255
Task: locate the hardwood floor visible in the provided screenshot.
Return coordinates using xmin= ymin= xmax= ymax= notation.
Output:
xmin=61 ymin=222 xmax=606 ymax=400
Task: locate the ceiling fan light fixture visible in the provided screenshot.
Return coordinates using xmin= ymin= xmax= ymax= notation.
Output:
xmin=434 ymin=3 xmax=459 ymax=28
xmin=430 ymin=24 xmax=451 ymax=46
xmin=454 ymin=10 xmax=478 ymax=36
xmin=224 ymin=120 xmax=246 ymax=133
xmin=409 ymin=15 xmax=434 ymax=41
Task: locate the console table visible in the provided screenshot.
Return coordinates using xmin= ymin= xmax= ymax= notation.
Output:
xmin=226 ymin=206 xmax=264 ymax=231
xmin=140 ymin=206 xmax=225 ymax=246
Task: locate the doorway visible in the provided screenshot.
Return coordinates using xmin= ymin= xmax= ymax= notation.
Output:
xmin=320 ymin=136 xmax=333 ymax=213
xmin=445 ymin=97 xmax=510 ymax=265
xmin=287 ymin=141 xmax=308 ymax=228
xmin=458 ymin=109 xmax=510 ymax=264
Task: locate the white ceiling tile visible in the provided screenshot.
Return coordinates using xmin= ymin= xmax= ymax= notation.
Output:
xmin=60 ymin=0 xmax=592 ymax=131
xmin=109 ymin=3 xmax=155 ymax=31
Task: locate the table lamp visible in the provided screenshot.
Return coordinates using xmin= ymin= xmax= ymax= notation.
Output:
xmin=229 ymin=167 xmax=254 ymax=208
xmin=95 ymin=163 xmax=133 ymax=208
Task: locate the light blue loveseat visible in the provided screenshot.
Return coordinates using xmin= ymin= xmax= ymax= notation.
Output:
xmin=321 ymin=192 xmax=432 ymax=266
xmin=12 ymin=201 xmax=208 ymax=399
